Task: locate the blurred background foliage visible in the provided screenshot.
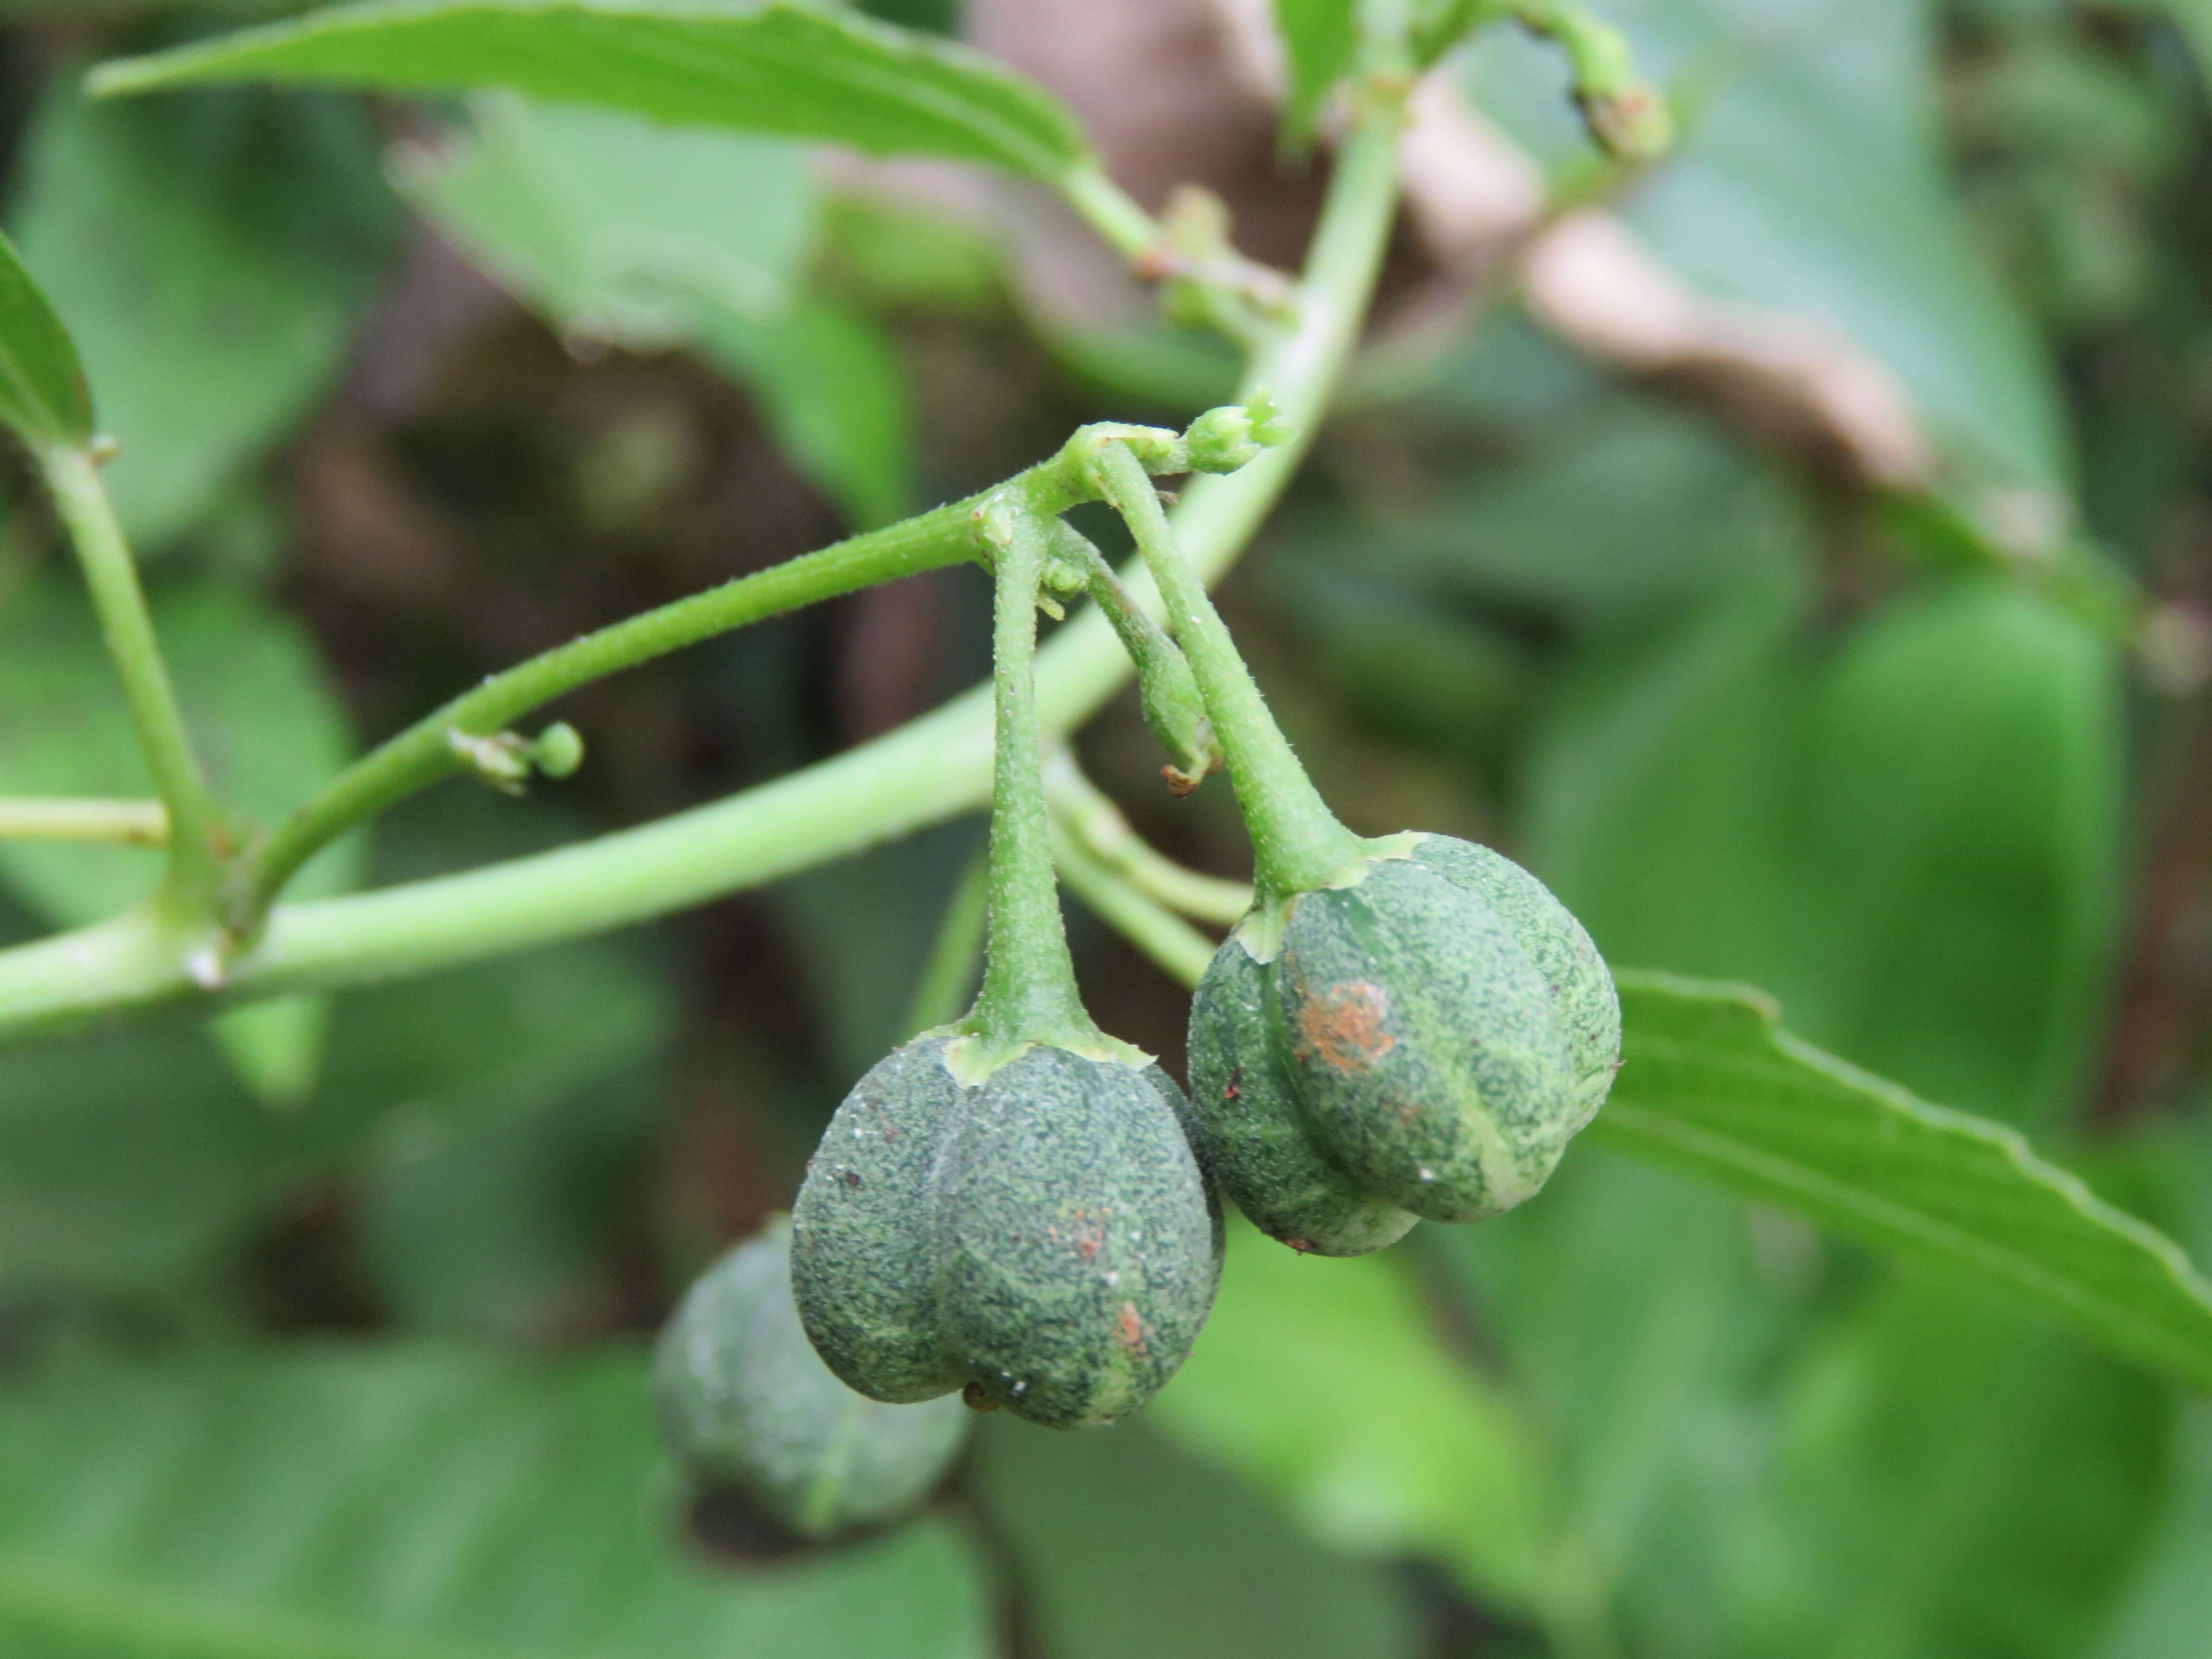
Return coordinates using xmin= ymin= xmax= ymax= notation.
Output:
xmin=2 ymin=0 xmax=2212 ymax=1654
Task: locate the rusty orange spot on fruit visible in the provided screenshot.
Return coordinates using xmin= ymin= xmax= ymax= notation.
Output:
xmin=1298 ymin=982 xmax=1395 ymax=1072
xmin=1116 ymin=1301 xmax=1147 ymax=1357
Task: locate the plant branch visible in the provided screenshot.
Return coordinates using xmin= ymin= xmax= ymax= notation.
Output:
xmin=1049 ymin=817 xmax=1217 ymax=990
xmin=38 ymin=445 xmax=224 ymax=909
xmin=0 ymin=797 xmax=168 ymax=846
xmin=0 ymin=96 xmax=1407 ymax=1042
xmin=1043 ymin=751 xmax=1251 ymax=926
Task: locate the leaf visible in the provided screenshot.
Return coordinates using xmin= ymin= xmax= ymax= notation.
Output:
xmin=1274 ymin=0 xmax=1357 ymax=136
xmin=972 ymin=1414 xmax=1422 ymax=1659
xmin=0 ymin=1017 xmax=282 ymax=1291
xmin=12 ymin=84 xmax=397 ymax=543
xmin=1148 ymin=1214 xmax=1556 ymax=1610
xmin=0 ymin=1345 xmax=994 ymax=1658
xmin=2094 ymin=1403 xmax=2212 ymax=1659
xmin=0 ymin=225 xmax=92 ymax=449
xmin=1735 ymin=1272 xmax=2167 ymax=1659
xmin=1593 ymin=972 xmax=2212 ymax=1395
xmin=91 ymin=0 xmax=1094 ymax=183
xmin=1465 ymin=0 xmax=2067 ymax=489
xmin=392 ymin=91 xmax=816 ymax=349
xmin=1529 ymin=569 xmax=2122 ymax=1130
xmin=1432 ymin=1143 xmax=1805 ymax=1648
xmin=397 ymin=93 xmax=913 ymax=527
xmin=694 ymin=293 xmax=914 ymax=529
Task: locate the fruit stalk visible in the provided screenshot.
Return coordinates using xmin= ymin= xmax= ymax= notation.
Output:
xmin=1090 ymin=439 xmax=1364 ymax=903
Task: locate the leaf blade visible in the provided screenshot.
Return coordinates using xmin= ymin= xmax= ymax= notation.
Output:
xmin=0 ymin=226 xmax=93 ymax=448
xmin=1597 ymin=972 xmax=2212 ymax=1394
xmin=89 ymin=0 xmax=1092 ymax=182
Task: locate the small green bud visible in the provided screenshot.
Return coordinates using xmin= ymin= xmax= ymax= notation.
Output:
xmin=1581 ymin=80 xmax=1672 ymax=163
xmin=1184 ymin=399 xmax=1293 ymax=474
xmin=529 ymin=721 xmax=585 ymax=779
xmin=655 ymin=1218 xmax=968 ymax=1538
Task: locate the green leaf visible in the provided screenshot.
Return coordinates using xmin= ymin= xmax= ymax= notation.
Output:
xmin=0 ymin=1345 xmax=994 ymax=1658
xmin=0 ymin=1018 xmax=281 ymax=1291
xmin=2094 ymin=1404 xmax=2212 ymax=1659
xmin=392 ymin=91 xmax=816 ymax=349
xmin=0 ymin=226 xmax=92 ymax=449
xmin=1594 ymin=972 xmax=2212 ymax=1395
xmin=1274 ymin=0 xmax=1358 ymax=136
xmin=694 ymin=292 xmax=914 ymax=529
xmin=972 ymin=1414 xmax=1422 ymax=1659
xmin=397 ymin=92 xmax=913 ymax=527
xmin=1148 ymin=1214 xmax=1556 ymax=1610
xmin=1466 ymin=0 xmax=2067 ymax=489
xmin=12 ymin=84 xmax=397 ymax=543
xmin=1530 ymin=570 xmax=2121 ymax=1130
xmin=91 ymin=0 xmax=1094 ymax=182
xmin=1736 ymin=1272 xmax=2167 ymax=1659
xmin=1433 ymin=1144 xmax=1803 ymax=1643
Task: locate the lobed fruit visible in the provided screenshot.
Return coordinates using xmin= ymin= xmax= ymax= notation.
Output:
xmin=1187 ymin=834 xmax=1618 ymax=1250
xmin=790 ymin=1036 xmax=1222 ymax=1429
xmin=653 ymin=1218 xmax=968 ymax=1539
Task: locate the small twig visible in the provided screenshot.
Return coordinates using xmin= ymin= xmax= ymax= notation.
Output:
xmin=1048 ymin=817 xmax=1215 ymax=990
xmin=1044 ymin=751 xmax=1251 ymax=925
xmin=0 ymin=797 xmax=168 ymax=847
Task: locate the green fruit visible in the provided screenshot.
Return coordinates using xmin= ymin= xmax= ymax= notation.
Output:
xmin=791 ymin=1035 xmax=1222 ymax=1429
xmin=1187 ymin=835 xmax=1618 ymax=1247
xmin=1407 ymin=834 xmax=1622 ymax=1118
xmin=1186 ymin=939 xmax=1418 ymax=1256
xmin=653 ymin=1218 xmax=968 ymax=1539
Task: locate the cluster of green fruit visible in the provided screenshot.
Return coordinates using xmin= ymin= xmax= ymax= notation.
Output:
xmin=656 ymin=407 xmax=1618 ymax=1537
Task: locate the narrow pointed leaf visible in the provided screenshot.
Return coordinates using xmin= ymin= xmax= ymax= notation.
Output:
xmin=89 ymin=0 xmax=1092 ymax=182
xmin=1596 ymin=972 xmax=2212 ymax=1394
xmin=0 ymin=227 xmax=92 ymax=448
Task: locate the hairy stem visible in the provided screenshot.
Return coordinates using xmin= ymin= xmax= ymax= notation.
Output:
xmin=0 ymin=99 xmax=1406 ymax=1043
xmin=237 ymin=495 xmax=984 ymax=928
xmin=0 ymin=797 xmax=168 ymax=847
xmin=965 ymin=503 xmax=1101 ymax=1053
xmin=39 ymin=446 xmax=223 ymax=909
xmin=1091 ymin=439 xmax=1363 ymax=901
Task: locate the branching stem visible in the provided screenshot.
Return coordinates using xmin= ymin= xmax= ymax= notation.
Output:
xmin=38 ymin=445 xmax=223 ymax=910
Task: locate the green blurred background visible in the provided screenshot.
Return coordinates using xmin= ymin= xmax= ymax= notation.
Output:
xmin=3 ymin=0 xmax=2212 ymax=1653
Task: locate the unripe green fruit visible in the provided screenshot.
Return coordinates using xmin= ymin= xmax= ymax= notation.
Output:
xmin=1186 ymin=939 xmax=1418 ymax=1256
xmin=653 ymin=1219 xmax=968 ymax=1539
xmin=1187 ymin=835 xmax=1618 ymax=1250
xmin=791 ymin=1035 xmax=1222 ymax=1429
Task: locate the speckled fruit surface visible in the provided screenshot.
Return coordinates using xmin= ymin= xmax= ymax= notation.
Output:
xmin=653 ymin=1220 xmax=968 ymax=1538
xmin=791 ymin=1036 xmax=1221 ymax=1428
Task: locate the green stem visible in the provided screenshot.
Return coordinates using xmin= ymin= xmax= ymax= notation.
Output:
xmin=964 ymin=502 xmax=1099 ymax=1052
xmin=0 ymin=96 xmax=1407 ymax=1043
xmin=1050 ymin=525 xmax=1218 ymax=790
xmin=0 ymin=797 xmax=168 ymax=846
xmin=1091 ymin=439 xmax=1363 ymax=901
xmin=1059 ymin=163 xmax=1160 ymax=264
xmin=238 ymin=496 xmax=983 ymax=929
xmin=38 ymin=445 xmax=223 ymax=909
xmin=1049 ymin=817 xmax=1217 ymax=990
xmin=1043 ymin=751 xmax=1252 ymax=926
